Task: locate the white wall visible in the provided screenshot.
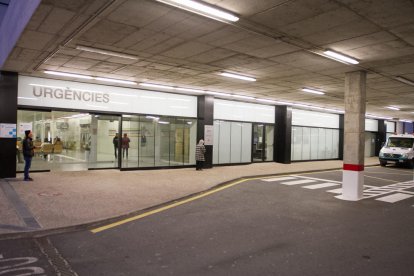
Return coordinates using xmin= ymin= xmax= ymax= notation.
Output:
xmin=365 ymin=119 xmax=378 ymax=132
xmin=214 ymin=99 xmax=275 ymax=123
xmin=292 ymin=109 xmax=339 ymax=128
xmin=386 ymin=121 xmax=396 ymax=133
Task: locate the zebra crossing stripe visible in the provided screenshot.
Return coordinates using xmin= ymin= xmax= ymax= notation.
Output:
xmin=280 ymin=179 xmax=316 ymax=185
xmin=303 ymin=183 xmax=339 ymax=189
xmin=327 ymin=188 xmax=342 ymax=194
xmin=375 ymin=193 xmax=414 ymax=203
xmin=261 ymin=176 xmax=296 ymax=182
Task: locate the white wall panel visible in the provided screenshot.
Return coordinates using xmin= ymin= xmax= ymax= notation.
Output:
xmin=241 ymin=123 xmax=252 ymax=162
xmin=18 ymin=76 xmax=197 ymax=117
xmin=214 ymin=99 xmax=275 ymax=123
xmin=386 ymin=121 xmax=396 ymax=133
xmin=292 ymin=109 xmax=339 ymax=128
xmin=365 ymin=119 xmax=378 ymax=132
xmin=230 ymin=122 xmax=242 ymax=163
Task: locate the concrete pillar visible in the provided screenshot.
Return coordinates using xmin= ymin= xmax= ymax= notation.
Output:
xmin=339 ymin=71 xmax=366 ymax=201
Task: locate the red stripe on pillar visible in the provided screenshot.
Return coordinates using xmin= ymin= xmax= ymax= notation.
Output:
xmin=343 ymin=164 xmax=364 ymax=171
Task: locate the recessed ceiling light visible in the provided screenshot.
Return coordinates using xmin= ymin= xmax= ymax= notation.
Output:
xmin=76 ymin=46 xmax=138 ymax=60
xmin=301 ymin=88 xmax=325 ymax=95
xmin=395 ymin=76 xmax=414 ymax=86
xmin=232 ymin=94 xmax=255 ymax=100
xmin=219 ymin=72 xmax=256 ymax=82
xmin=399 ymin=119 xmax=413 ymax=123
xmin=323 ymin=50 xmax=359 ymax=64
xmin=206 ymin=91 xmax=231 ymax=97
xmin=44 ymin=71 xmax=93 ymax=79
xmin=139 ymin=83 xmax=174 ymax=90
xmin=175 ymin=87 xmax=205 ymax=93
xmin=386 ymin=106 xmax=400 ymax=111
xmin=256 ymin=98 xmax=277 ymax=103
xmin=155 ymin=0 xmax=239 ymax=22
xmin=95 ymin=77 xmax=137 ymax=85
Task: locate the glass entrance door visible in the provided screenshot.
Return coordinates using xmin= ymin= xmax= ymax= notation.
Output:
xmin=253 ymin=124 xmax=265 ymax=161
xmin=88 ymin=114 xmax=121 ymax=169
xmin=252 ymin=124 xmax=274 ymax=162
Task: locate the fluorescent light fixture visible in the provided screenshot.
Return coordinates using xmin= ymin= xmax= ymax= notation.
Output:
xmin=18 ymin=97 xmax=38 ymax=101
xmin=395 ymin=76 xmax=414 ymax=86
xmin=386 ymin=106 xmax=400 ymax=111
xmin=301 ymin=88 xmax=325 ymax=95
xmin=220 ymin=72 xmax=256 ymax=82
xmin=95 ymin=77 xmax=137 ymax=85
xmin=146 ymin=116 xmax=159 ymax=120
xmin=156 ymin=0 xmax=239 ymax=22
xmin=399 ymin=119 xmax=413 ymax=123
xmin=206 ymin=91 xmax=231 ymax=97
xmin=139 ymin=83 xmax=174 ymax=90
xmin=44 ymin=71 xmax=93 ymax=79
xmin=175 ymin=87 xmax=205 ymax=93
xmin=323 ymin=50 xmax=359 ymax=64
xmin=232 ymin=94 xmax=255 ymax=100
xmin=256 ymin=98 xmax=277 ymax=103
xmin=76 ymin=45 xmax=138 ymax=60
xmin=158 ymin=121 xmax=170 ymax=124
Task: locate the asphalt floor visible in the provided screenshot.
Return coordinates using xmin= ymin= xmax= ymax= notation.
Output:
xmin=1 ymin=166 xmax=413 ymax=275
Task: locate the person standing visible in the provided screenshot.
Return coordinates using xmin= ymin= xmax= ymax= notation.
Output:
xmin=122 ymin=133 xmax=130 ymax=159
xmin=113 ymin=133 xmax=119 ymax=158
xmin=195 ymin=139 xmax=206 ymax=171
xmin=22 ymin=130 xmax=34 ymax=181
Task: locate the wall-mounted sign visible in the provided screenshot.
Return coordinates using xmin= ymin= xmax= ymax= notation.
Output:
xmin=18 ymin=122 xmax=33 ymax=135
xmin=204 ymin=125 xmax=214 ymax=145
xmin=18 ymin=76 xmax=197 ymax=118
xmin=0 ymin=123 xmax=17 ymax=138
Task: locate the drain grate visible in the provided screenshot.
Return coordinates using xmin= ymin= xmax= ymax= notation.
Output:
xmin=35 ymin=237 xmax=78 ymax=276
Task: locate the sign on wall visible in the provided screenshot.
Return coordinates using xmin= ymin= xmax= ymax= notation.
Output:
xmin=19 ymin=122 xmax=33 ymax=134
xmin=0 ymin=123 xmax=17 ymax=138
xmin=18 ymin=76 xmax=197 ymax=118
xmin=204 ymin=125 xmax=214 ymax=145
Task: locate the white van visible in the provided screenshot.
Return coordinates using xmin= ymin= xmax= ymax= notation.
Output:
xmin=379 ymin=134 xmax=414 ymax=169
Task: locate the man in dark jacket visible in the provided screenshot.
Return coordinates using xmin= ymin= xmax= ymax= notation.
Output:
xmin=113 ymin=133 xmax=119 ymax=158
xmin=22 ymin=130 xmax=34 ymax=181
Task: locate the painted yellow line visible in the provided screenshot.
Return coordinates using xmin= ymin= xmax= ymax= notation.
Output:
xmin=91 ymin=179 xmax=248 ymax=233
xmin=364 ymin=175 xmax=399 ymax=183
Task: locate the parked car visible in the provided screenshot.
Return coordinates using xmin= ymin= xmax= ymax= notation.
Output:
xmin=379 ymin=134 xmax=414 ymax=169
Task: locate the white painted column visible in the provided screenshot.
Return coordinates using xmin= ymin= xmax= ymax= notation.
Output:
xmin=338 ymin=71 xmax=366 ymax=201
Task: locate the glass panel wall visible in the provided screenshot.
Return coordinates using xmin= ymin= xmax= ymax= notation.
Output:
xmin=364 ymin=132 xmax=376 ymax=157
xmin=265 ymin=125 xmax=274 ymax=161
xmin=17 ymin=110 xmax=120 ymax=171
xmin=213 ymin=120 xmax=252 ymax=164
xmin=253 ymin=124 xmax=264 ymax=161
xmin=291 ymin=126 xmax=340 ymax=161
xmin=121 ymin=115 xmax=196 ymax=168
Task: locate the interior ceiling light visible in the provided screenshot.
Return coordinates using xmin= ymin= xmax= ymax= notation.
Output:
xmin=323 ymin=50 xmax=359 ymax=65
xmin=95 ymin=77 xmax=137 ymax=85
xmin=155 ymin=0 xmax=239 ymax=22
xmin=219 ymin=72 xmax=256 ymax=82
xmin=301 ymin=88 xmax=325 ymax=95
xmin=76 ymin=46 xmax=138 ymax=60
xmin=386 ymin=106 xmax=400 ymax=111
xmin=232 ymin=94 xmax=255 ymax=100
xmin=399 ymin=119 xmax=413 ymax=123
xmin=205 ymin=91 xmax=232 ymax=97
xmin=139 ymin=83 xmax=174 ymax=90
xmin=175 ymin=87 xmax=205 ymax=93
xmin=44 ymin=71 xmax=93 ymax=79
xmin=395 ymin=76 xmax=414 ymax=86
xmin=256 ymin=98 xmax=277 ymax=103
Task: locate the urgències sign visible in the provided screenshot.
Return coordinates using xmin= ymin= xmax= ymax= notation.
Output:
xmin=18 ymin=76 xmax=197 ymax=117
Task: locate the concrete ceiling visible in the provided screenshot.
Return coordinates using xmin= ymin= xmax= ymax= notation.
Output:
xmin=2 ymin=0 xmax=414 ymax=120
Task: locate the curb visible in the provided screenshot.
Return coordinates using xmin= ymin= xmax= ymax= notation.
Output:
xmin=0 ymin=164 xmax=380 ymax=241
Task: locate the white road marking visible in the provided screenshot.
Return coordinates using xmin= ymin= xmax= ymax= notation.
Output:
xmin=261 ymin=176 xmax=296 ymax=182
xmin=280 ymin=179 xmax=316 ymax=185
xmin=375 ymin=193 xmax=414 ymax=203
xmin=303 ymin=183 xmax=339 ymax=189
xmin=327 ymin=188 xmax=342 ymax=194
xmin=293 ymin=175 xmax=342 ymax=183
